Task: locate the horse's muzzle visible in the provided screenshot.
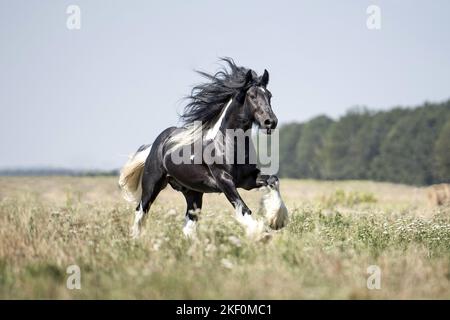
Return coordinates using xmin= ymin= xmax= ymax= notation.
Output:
xmin=263 ymin=118 xmax=277 ymax=134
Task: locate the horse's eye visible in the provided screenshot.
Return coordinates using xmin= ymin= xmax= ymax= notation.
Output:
xmin=249 ymin=94 xmax=256 ymax=100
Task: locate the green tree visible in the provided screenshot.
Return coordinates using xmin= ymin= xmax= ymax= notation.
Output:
xmin=294 ymin=116 xmax=333 ymax=178
xmin=321 ymin=107 xmax=371 ymax=180
xmin=278 ymin=123 xmax=303 ymax=178
xmin=371 ymin=105 xmax=449 ymax=185
xmin=278 ymin=99 xmax=450 ymax=185
xmin=367 ymin=108 xmax=410 ymax=179
xmin=434 ymin=118 xmax=450 ymax=182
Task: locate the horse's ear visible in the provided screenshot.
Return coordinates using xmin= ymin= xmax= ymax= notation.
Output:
xmin=261 ymin=69 xmax=269 ymax=87
xmin=244 ymin=70 xmax=253 ymax=87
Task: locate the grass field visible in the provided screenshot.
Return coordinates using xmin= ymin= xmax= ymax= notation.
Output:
xmin=0 ymin=177 xmax=449 ymax=299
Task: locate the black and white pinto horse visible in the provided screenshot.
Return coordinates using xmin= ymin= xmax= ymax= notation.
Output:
xmin=119 ymin=59 xmax=288 ymax=238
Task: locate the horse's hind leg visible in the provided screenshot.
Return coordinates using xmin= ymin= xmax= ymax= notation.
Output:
xmin=182 ymin=190 xmax=203 ymax=238
xmin=131 ymin=166 xmax=167 ymax=238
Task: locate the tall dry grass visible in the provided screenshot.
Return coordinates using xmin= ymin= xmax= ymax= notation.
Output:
xmin=0 ymin=177 xmax=449 ymax=299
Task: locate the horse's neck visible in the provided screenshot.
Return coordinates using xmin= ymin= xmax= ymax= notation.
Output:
xmin=220 ymin=99 xmax=250 ymax=132
xmin=222 ymin=100 xmax=257 ymax=164
xmin=205 ymin=99 xmax=248 ymax=141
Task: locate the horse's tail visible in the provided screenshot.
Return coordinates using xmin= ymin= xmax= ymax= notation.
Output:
xmin=118 ymin=144 xmax=152 ymax=204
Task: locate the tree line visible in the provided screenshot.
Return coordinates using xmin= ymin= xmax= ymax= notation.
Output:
xmin=278 ymin=99 xmax=450 ymax=185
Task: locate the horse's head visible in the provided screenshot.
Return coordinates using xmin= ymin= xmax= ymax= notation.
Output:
xmin=239 ymin=69 xmax=278 ymax=134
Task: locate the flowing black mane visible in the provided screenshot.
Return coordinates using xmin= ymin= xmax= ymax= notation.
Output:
xmin=181 ymin=58 xmax=258 ymax=125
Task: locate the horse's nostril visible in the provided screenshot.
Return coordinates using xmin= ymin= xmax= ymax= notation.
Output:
xmin=264 ymin=119 xmax=272 ymax=126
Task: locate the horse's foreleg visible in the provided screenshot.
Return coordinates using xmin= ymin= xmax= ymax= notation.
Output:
xmin=241 ymin=172 xmax=288 ymax=230
xmin=257 ymin=175 xmax=289 ymax=230
xmin=209 ymin=168 xmax=264 ymax=236
xmin=211 ymin=169 xmax=251 ymax=213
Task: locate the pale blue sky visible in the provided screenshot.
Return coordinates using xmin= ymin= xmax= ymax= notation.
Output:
xmin=1 ymin=0 xmax=449 ymax=169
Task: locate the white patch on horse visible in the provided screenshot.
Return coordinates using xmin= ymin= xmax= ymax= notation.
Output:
xmin=260 ymin=184 xmax=289 ymax=230
xmin=259 ymin=87 xmax=266 ymax=93
xmin=164 ymin=121 xmax=207 ymax=157
xmin=205 ymin=98 xmax=233 ymax=141
xmin=234 ymin=204 xmax=264 ymax=237
xmin=182 ymin=215 xmax=197 ymax=238
xmin=131 ymin=202 xmax=146 ymax=239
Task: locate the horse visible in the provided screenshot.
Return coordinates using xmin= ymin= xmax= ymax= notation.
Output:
xmin=118 ymin=58 xmax=288 ymax=238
